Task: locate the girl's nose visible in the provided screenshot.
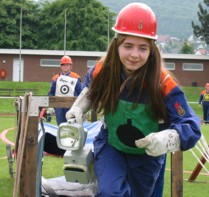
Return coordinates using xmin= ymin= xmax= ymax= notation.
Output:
xmin=130 ymin=48 xmax=140 ymax=57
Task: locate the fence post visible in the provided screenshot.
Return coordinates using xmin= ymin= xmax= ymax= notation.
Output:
xmin=171 ymin=151 xmax=183 ymax=197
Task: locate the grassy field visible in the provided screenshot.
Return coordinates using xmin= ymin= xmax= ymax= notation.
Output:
xmin=0 ymin=81 xmax=50 ymax=96
xmin=0 ymin=82 xmax=208 ymax=196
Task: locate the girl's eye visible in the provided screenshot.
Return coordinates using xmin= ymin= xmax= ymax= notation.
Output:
xmin=124 ymin=45 xmax=132 ymax=49
xmin=140 ymin=47 xmax=147 ymax=51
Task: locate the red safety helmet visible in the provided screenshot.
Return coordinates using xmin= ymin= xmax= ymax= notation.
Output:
xmin=60 ymin=56 xmax=72 ymax=65
xmin=112 ymin=3 xmax=158 ymax=40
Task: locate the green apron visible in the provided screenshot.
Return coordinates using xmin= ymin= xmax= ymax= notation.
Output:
xmin=106 ymin=100 xmax=158 ymax=154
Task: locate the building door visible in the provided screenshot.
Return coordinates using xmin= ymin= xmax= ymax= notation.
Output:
xmin=13 ymin=59 xmax=24 ymax=82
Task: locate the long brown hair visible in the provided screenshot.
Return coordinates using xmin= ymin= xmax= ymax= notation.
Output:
xmin=88 ymin=34 xmax=169 ymax=122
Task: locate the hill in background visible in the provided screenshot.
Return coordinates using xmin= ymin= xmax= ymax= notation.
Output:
xmin=36 ymin=0 xmax=202 ymax=40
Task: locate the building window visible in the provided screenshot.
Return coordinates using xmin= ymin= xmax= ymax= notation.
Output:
xmin=87 ymin=60 xmax=97 ymax=68
xmin=165 ymin=62 xmax=175 ymax=70
xmin=41 ymin=59 xmax=60 ymax=67
xmin=182 ymin=63 xmax=203 ymax=71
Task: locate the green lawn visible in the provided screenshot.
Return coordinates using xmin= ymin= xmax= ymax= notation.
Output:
xmin=0 ymin=82 xmax=208 ymax=196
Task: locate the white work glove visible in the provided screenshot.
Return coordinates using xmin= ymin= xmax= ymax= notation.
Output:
xmin=65 ymin=87 xmax=91 ymax=124
xmin=135 ymin=129 xmax=180 ymax=157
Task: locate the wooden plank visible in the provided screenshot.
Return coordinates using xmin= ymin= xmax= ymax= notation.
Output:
xmin=15 ymin=98 xmax=22 ymax=154
xmin=48 ymin=96 xmax=76 ymax=108
xmin=188 ymin=156 xmax=206 ymax=181
xmin=14 ymin=94 xmax=30 ymax=197
xmin=171 ymin=151 xmax=183 ymax=197
xmin=14 ymin=107 xmax=27 ymax=197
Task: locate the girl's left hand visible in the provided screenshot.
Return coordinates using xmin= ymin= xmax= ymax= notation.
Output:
xmin=135 ymin=129 xmax=180 ymax=156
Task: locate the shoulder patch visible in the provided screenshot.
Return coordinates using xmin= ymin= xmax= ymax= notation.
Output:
xmin=174 ymin=101 xmax=185 ymax=116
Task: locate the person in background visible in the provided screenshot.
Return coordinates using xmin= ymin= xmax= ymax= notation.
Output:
xmin=199 ymin=83 xmax=209 ymax=124
xmin=65 ymin=3 xmax=201 ymax=197
xmin=48 ymin=55 xmax=82 ymax=125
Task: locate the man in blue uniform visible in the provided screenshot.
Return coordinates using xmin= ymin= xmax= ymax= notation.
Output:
xmin=199 ymin=83 xmax=209 ymax=124
xmin=48 ymin=55 xmax=82 ymax=125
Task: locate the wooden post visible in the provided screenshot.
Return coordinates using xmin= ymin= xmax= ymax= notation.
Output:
xmin=171 ymin=151 xmax=183 ymax=197
xmin=20 ymin=117 xmax=38 ymax=196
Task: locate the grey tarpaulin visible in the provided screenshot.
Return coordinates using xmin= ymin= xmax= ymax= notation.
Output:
xmin=41 ymin=176 xmax=97 ymax=197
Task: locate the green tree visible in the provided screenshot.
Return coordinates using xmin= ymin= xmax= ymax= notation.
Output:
xmin=180 ymin=41 xmax=194 ymax=54
xmin=0 ymin=0 xmax=41 ymax=49
xmin=38 ymin=0 xmax=115 ymax=51
xmin=192 ymin=0 xmax=209 ymax=44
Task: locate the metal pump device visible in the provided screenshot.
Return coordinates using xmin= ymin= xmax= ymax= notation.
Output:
xmin=57 ymin=119 xmax=95 ymax=184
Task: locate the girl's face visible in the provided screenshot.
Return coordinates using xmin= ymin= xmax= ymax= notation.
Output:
xmin=118 ymin=35 xmax=151 ymax=76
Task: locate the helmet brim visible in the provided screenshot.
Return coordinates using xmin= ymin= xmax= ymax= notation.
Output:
xmin=112 ymin=27 xmax=158 ymax=40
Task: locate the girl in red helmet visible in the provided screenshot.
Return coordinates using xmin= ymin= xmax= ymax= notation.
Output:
xmin=199 ymin=83 xmax=209 ymax=124
xmin=66 ymin=3 xmax=201 ymax=197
